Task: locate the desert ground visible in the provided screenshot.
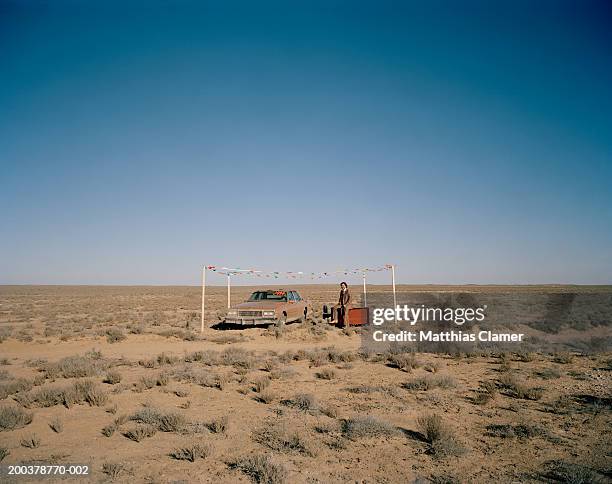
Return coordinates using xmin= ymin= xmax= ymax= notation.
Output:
xmin=0 ymin=285 xmax=610 ymax=483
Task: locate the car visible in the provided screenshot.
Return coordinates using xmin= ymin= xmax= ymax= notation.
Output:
xmin=224 ymin=289 xmax=308 ymax=327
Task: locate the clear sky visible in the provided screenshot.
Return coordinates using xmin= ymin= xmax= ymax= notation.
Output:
xmin=1 ymin=1 xmax=611 ymax=285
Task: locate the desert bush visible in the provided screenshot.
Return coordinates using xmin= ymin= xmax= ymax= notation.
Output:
xmin=102 ymin=423 xmax=117 ymax=437
xmin=290 ymin=393 xmax=317 ymax=412
xmin=101 ymin=462 xmax=125 ymax=480
xmin=156 ymin=352 xmax=179 ymax=366
xmin=254 ymin=422 xmax=314 ymax=456
xmin=417 ymin=414 xmax=465 ymax=457
xmin=0 ymin=447 xmax=9 ymax=461
xmin=0 ymin=405 xmax=33 ymax=431
xmin=553 ymin=352 xmax=574 ymax=364
xmin=319 ymin=404 xmax=338 ymax=418
xmin=549 ymin=394 xmax=573 ymax=414
xmin=388 ymin=353 xmax=419 ymax=372
xmin=486 ymin=422 xmax=548 ymax=439
xmin=220 ymin=347 xmax=255 ymax=369
xmin=0 ymin=377 xmax=33 ymax=399
xmin=253 ymin=377 xmax=270 ymax=393
xmin=497 ymin=374 xmax=544 ymax=400
xmin=103 ymin=370 xmax=122 ymax=385
xmin=208 ymin=416 xmax=229 ymax=434
xmin=20 ymin=434 xmax=41 ymax=448
xmin=44 ymin=354 xmax=108 ymax=379
xmin=170 ymin=441 xmax=212 ymax=461
xmin=232 ymin=454 xmax=288 ymax=484
xmin=130 ymin=407 xmax=187 ymax=432
xmin=544 ymin=460 xmax=605 ymax=484
xmin=138 ymin=358 xmax=156 ymax=369
xmin=135 ymin=375 xmax=157 ymax=391
xmin=156 ymin=372 xmax=170 ymax=386
xmin=256 ymin=390 xmax=276 ymax=404
xmin=341 ymin=416 xmax=397 ymax=439
xmin=66 ymin=379 xmax=108 ymax=407
xmin=106 ymin=329 xmax=126 ymax=344
xmin=316 ymin=368 xmax=337 ymax=380
xmin=174 ymin=388 xmax=189 ymax=398
xmin=533 ymin=367 xmax=562 ymax=379
xmin=49 ymin=416 xmax=63 ymax=433
xmin=402 ymin=375 xmax=456 ymax=391
xmin=124 ymin=424 xmax=157 ymax=442
xmin=423 ymin=362 xmax=440 ymax=373
xmin=516 ymin=351 xmax=536 ymax=362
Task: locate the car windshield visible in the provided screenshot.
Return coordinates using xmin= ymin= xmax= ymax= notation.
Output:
xmin=248 ymin=291 xmax=287 ymax=302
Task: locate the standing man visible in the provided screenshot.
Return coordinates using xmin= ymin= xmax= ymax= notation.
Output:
xmin=337 ymin=282 xmax=351 ymax=327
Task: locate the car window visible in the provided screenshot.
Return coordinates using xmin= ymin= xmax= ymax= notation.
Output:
xmin=293 ymin=292 xmax=301 ymax=301
xmin=248 ymin=291 xmax=287 ymax=302
xmin=287 ymin=292 xmax=295 ymax=301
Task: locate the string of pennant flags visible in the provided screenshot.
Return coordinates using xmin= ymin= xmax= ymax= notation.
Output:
xmin=205 ymin=264 xmax=393 ymax=279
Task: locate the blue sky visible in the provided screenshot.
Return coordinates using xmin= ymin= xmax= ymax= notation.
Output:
xmin=1 ymin=1 xmax=611 ymax=285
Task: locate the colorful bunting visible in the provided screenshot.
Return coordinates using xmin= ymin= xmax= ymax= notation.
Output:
xmin=205 ymin=265 xmax=393 ymax=279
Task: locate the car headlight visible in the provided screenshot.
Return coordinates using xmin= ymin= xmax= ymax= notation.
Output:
xmin=262 ymin=311 xmax=275 ymax=317
xmin=227 ymin=310 xmax=238 ymax=317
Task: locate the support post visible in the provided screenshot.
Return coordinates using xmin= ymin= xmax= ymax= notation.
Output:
xmin=363 ymin=272 xmax=367 ymax=307
xmin=227 ymin=274 xmax=231 ymax=308
xmin=201 ymin=266 xmax=206 ymax=333
xmin=391 ymin=264 xmax=397 ymax=323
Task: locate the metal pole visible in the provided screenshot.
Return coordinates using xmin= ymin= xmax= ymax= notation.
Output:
xmin=391 ymin=265 xmax=397 ymax=323
xmin=201 ymin=266 xmax=206 ymax=333
xmin=363 ymin=272 xmax=367 ymax=307
xmin=227 ymin=274 xmax=231 ymax=308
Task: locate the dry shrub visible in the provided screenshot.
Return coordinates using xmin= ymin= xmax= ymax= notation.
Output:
xmin=102 ymin=423 xmax=117 ymax=437
xmin=549 ymin=394 xmax=573 ymax=414
xmin=103 ymin=370 xmax=122 ymax=385
xmin=0 ymin=447 xmax=9 ymax=461
xmin=402 ymin=375 xmax=456 ymax=391
xmin=388 ymin=353 xmax=420 ymax=372
xmin=156 ymin=352 xmax=179 ymax=365
xmin=553 ymin=352 xmax=575 ymax=364
xmin=256 ymin=390 xmax=276 ymax=404
xmin=156 ymin=372 xmax=170 ymax=387
xmin=253 ymin=377 xmax=271 ymax=393
xmin=290 ymin=393 xmax=317 ymax=412
xmin=233 ymin=454 xmax=287 ymax=484
xmin=130 ymin=407 xmax=187 ymax=432
xmin=254 ymin=421 xmax=315 ymax=456
xmin=486 ymin=422 xmax=548 ymax=439
xmin=220 ymin=347 xmax=255 ymax=369
xmin=64 ymin=379 xmax=108 ymax=407
xmin=424 ymin=362 xmax=440 ymax=373
xmin=101 ymin=462 xmax=125 ymax=480
xmin=44 ymin=355 xmax=105 ymax=379
xmin=208 ymin=416 xmax=229 ymax=434
xmin=0 ymin=405 xmax=33 ymax=431
xmin=417 ymin=414 xmax=465 ymax=458
xmin=170 ymin=441 xmax=212 ymax=461
xmin=516 ymin=351 xmax=536 ymax=362
xmin=533 ymin=368 xmax=562 ymax=380
xmin=498 ymin=374 xmax=544 ymax=400
xmin=544 ymin=460 xmax=605 ymax=484
xmin=106 ymin=328 xmax=126 ymax=343
xmin=123 ymin=424 xmax=157 ymax=442
xmin=0 ymin=377 xmax=33 ymax=399
xmin=316 ymin=368 xmax=337 ymax=380
xmin=135 ymin=375 xmax=157 ymax=392
xmin=20 ymin=434 xmax=41 ymax=448
xmin=49 ymin=416 xmax=63 ymax=433
xmin=341 ymin=416 xmax=397 ymax=439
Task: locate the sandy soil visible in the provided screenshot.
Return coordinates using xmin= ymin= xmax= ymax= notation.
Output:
xmin=0 ymin=285 xmax=610 ymax=483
